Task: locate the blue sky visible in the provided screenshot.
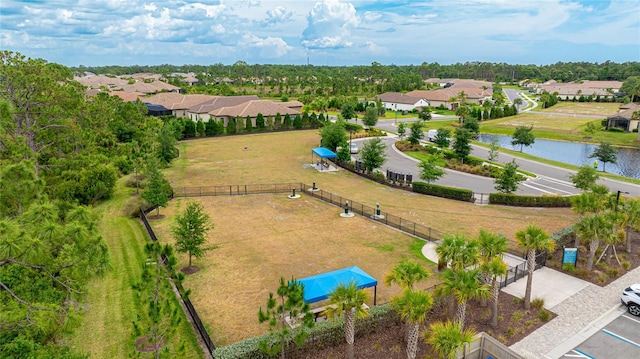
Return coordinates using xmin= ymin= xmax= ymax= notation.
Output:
xmin=1 ymin=0 xmax=639 ymax=67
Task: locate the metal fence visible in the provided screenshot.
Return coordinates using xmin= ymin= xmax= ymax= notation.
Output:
xmin=498 ymin=251 xmax=546 ymax=289
xmin=139 ymin=208 xmax=216 ymax=354
xmin=172 ymin=182 xmax=443 ymax=242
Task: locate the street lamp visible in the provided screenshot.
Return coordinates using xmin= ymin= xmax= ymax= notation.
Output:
xmin=615 ymin=190 xmax=630 ymax=212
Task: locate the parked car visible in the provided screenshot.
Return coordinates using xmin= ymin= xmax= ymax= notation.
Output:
xmin=349 ymin=143 xmax=359 ymax=154
xmin=621 ymin=284 xmax=640 ymax=316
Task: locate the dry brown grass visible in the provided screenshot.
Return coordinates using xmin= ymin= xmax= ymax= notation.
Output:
xmin=537 ymin=102 xmax=620 ymax=116
xmin=153 ymin=130 xmax=577 ymax=345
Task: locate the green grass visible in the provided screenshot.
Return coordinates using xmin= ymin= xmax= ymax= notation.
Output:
xmin=410 ymin=238 xmax=435 ymax=265
xmin=69 ymin=181 xmax=203 ymax=359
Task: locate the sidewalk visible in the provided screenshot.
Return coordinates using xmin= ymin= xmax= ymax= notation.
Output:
xmin=509 ymin=264 xmax=640 ymax=359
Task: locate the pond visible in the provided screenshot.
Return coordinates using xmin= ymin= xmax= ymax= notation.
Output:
xmin=476 ymin=134 xmax=640 ymax=179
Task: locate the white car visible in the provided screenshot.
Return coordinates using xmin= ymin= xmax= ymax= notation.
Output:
xmin=621 ymin=284 xmax=640 ymax=316
xmin=349 ymin=143 xmax=359 ymax=154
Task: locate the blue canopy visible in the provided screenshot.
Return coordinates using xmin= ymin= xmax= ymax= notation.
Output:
xmin=312 ymin=147 xmax=337 ymax=158
xmin=297 ymin=266 xmax=377 ymax=304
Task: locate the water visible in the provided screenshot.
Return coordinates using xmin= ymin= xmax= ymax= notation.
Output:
xmin=476 ymin=134 xmax=640 ymax=179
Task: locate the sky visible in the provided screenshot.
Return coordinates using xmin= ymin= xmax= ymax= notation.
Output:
xmin=1 ymin=0 xmax=639 ymax=67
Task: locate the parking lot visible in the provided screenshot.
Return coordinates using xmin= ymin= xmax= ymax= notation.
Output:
xmin=561 ymin=309 xmax=640 ymax=358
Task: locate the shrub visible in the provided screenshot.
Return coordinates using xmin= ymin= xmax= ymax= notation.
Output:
xmin=489 ymin=193 xmax=573 ymax=207
xmin=412 ymin=181 xmax=474 ymax=202
xmin=608 ymin=127 xmax=625 ymax=133
xmin=537 ymin=309 xmax=551 ymax=322
xmin=622 ymin=261 xmax=631 ymax=270
xmin=562 ymin=263 xmax=576 ymax=273
xmin=607 ymin=268 xmax=619 ymax=278
xmin=531 ymin=298 xmax=545 ymax=310
xmin=510 ymin=311 xmax=524 ymax=323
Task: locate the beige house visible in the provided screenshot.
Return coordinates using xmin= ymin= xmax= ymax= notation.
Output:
xmin=376 ymin=92 xmax=429 ymax=112
xmin=209 ymin=100 xmax=300 ymax=128
xmin=186 ymin=95 xmax=260 ymax=122
xmin=144 ymin=93 xmax=215 ymax=118
xmin=606 ymin=103 xmax=640 ymax=132
xmin=407 ymin=88 xmax=492 ymax=109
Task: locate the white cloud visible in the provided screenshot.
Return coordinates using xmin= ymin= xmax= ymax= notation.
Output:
xmin=241 ymin=33 xmax=293 ymax=58
xmin=262 ymin=6 xmax=293 ymax=26
xmin=301 ymin=0 xmax=360 ymax=49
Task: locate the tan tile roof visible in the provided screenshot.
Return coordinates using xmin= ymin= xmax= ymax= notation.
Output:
xmin=609 ymin=103 xmax=640 ymax=119
xmin=145 ymin=93 xmax=215 ymax=110
xmin=280 ymin=100 xmax=304 ymax=108
xmin=407 ymin=88 xmax=491 ymax=102
xmin=189 ymin=95 xmax=260 ymax=113
xmin=377 ymin=92 xmax=424 ymax=105
xmin=210 ymin=100 xmax=301 ymax=118
xmin=110 ymin=91 xmax=146 ymax=102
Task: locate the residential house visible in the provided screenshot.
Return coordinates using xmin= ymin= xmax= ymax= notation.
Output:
xmin=606 ymin=103 xmax=640 ymax=132
xmin=209 ymin=100 xmax=300 ymax=128
xmin=407 ymin=88 xmax=492 ymax=110
xmin=537 ymin=80 xmax=623 ymax=101
xmin=144 ymin=93 xmax=216 ymax=118
xmin=186 ymin=95 xmax=260 ymax=122
xmin=376 ymin=92 xmax=429 ymax=112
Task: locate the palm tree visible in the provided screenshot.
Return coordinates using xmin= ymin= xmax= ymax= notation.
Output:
xmin=515 ymin=224 xmax=555 ymax=310
xmin=436 ymin=233 xmax=479 ymax=271
xmin=621 ymin=198 xmax=640 ymax=253
xmin=384 ymin=258 xmax=430 ymax=290
xmin=425 ymin=320 xmax=476 ymax=359
xmin=575 ymin=212 xmax=614 ymax=271
xmin=437 ymin=268 xmax=489 ymax=328
xmin=392 ymin=289 xmax=434 ymax=359
xmin=327 ymin=280 xmax=370 ymax=359
xmin=477 ymin=229 xmax=507 ymax=262
xmin=480 ymin=257 xmax=508 ymax=328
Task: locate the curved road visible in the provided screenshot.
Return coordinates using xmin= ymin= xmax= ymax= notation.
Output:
xmin=364 ymin=119 xmax=640 ymax=198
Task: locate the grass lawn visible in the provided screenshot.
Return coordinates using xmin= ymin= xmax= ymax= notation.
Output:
xmin=537 ymin=102 xmax=621 ymax=117
xmin=69 ymin=182 xmax=203 ymax=359
xmin=153 ymin=130 xmax=576 ymax=346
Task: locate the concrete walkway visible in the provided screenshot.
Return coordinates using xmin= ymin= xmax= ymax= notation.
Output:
xmin=509 ymin=265 xmax=640 ymax=359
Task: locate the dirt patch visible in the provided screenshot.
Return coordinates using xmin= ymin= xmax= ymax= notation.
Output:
xmin=181 ymin=266 xmax=201 ymax=275
xmin=135 ymin=335 xmax=166 ymax=353
xmin=147 ymin=214 xmax=166 ymax=220
xmin=546 ymin=228 xmax=640 ymax=286
xmin=292 ymin=292 xmax=554 ymax=359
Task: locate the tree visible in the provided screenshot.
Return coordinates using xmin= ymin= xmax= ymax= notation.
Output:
xmin=589 ymin=141 xmax=618 ymax=172
xmin=570 ymin=164 xmax=600 ymax=191
xmin=419 ymin=157 xmax=445 ymax=184
xmin=0 ymin=161 xmax=43 ymax=217
xmin=362 ymin=106 xmax=378 ymax=130
xmin=425 ymin=320 xmax=476 ymax=359
xmin=621 ymin=76 xmax=640 ymax=102
xmin=392 ymin=290 xmax=433 ymax=359
xmin=418 ymin=106 xmax=432 ymax=121
xmin=258 ymin=277 xmax=314 ymax=359
xmin=142 ymin=161 xmax=172 ymax=217
xmin=455 ymin=104 xmax=471 ymax=124
xmin=494 ymin=160 xmax=523 ymax=194
xmin=327 ymin=280 xmax=369 ymax=359
xmin=515 ymin=225 xmax=555 ymax=309
xmin=293 ymin=114 xmax=303 ymax=129
xmin=435 ymin=233 xmax=479 ymax=271
xmin=511 ymin=126 xmax=535 ymax=152
xmin=0 ymin=202 xmax=109 ymax=341
xmin=131 ymin=242 xmax=183 ymax=359
xmin=437 ymin=268 xmax=489 ymax=328
xmin=408 ymin=120 xmax=424 ymax=145
xmin=480 ymin=257 xmax=508 ymax=328
xmin=256 ymin=113 xmax=266 ymax=129
xmin=340 ymin=103 xmax=355 ymax=121
xmin=621 ymin=199 xmax=640 ymax=253
xmin=434 ymin=128 xmax=451 ymax=148
xmin=384 ymin=258 xmax=430 ymax=291
xmin=461 ymin=118 xmax=479 ymax=137
xmin=487 ymin=136 xmax=500 ymax=162
xmin=575 ymin=212 xmax=614 ymax=271
xmin=320 ymin=121 xmax=347 ymax=152
xmin=172 ymin=202 xmax=215 ymax=270
xmin=359 ymin=137 xmax=387 ymax=173
xmin=397 ymin=122 xmax=406 ymax=140
xmin=452 ymin=128 xmax=472 ymax=163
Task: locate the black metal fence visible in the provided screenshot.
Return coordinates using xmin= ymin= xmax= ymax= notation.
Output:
xmin=139 ymin=208 xmax=216 ymax=354
xmin=172 ymin=182 xmax=443 ymax=242
xmin=498 ymin=251 xmax=546 ymax=289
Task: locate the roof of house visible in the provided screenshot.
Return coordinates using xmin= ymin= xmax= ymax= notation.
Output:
xmin=188 ymin=95 xmax=260 ymax=114
xmin=110 ymin=91 xmax=146 ymax=102
xmin=407 ymin=88 xmax=492 ymax=102
xmin=608 ymin=103 xmax=640 ymax=120
xmin=145 ymin=93 xmax=216 ymax=110
xmin=376 ymin=92 xmax=425 ymax=105
xmin=210 ymin=100 xmax=301 ymax=118
xmin=280 ymin=100 xmax=304 ymax=108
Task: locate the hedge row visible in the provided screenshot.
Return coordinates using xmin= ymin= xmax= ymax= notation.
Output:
xmin=489 ymin=193 xmax=574 ymax=207
xmin=213 ymin=304 xmax=399 ymax=359
xmin=412 ymin=181 xmax=474 ymax=202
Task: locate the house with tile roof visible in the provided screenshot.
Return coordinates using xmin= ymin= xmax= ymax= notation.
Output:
xmin=186 ymin=95 xmax=260 ymax=122
xmin=606 ymin=103 xmax=640 ymax=132
xmin=407 ymin=88 xmax=492 ymax=109
xmin=209 ymin=100 xmax=300 ymax=128
xmin=144 ymin=93 xmax=216 ymax=118
xmin=376 ymin=92 xmax=429 ymax=112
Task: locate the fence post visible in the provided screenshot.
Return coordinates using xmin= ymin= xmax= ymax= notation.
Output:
xmin=413 ymin=222 xmax=416 ymax=235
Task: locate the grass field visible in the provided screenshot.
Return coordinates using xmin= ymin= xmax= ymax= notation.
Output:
xmin=537 ymin=102 xmax=621 ymax=116
xmin=69 ymin=182 xmax=203 ymax=359
xmin=151 ymin=130 xmax=577 ymax=346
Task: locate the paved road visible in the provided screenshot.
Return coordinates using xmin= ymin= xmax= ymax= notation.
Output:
xmin=369 ymin=119 xmax=640 ymax=198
